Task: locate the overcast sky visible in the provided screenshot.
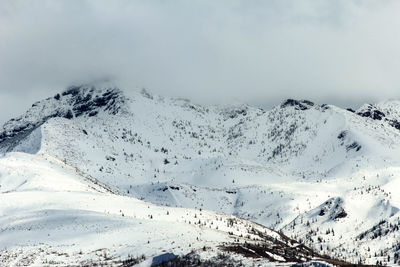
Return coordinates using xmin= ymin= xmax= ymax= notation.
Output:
xmin=1 ymin=0 xmax=400 ymax=125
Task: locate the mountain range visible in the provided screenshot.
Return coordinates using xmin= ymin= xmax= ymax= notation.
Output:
xmin=1 ymin=83 xmax=400 ymax=266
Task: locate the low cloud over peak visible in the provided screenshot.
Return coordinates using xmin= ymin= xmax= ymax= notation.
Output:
xmin=1 ymin=0 xmax=400 ymax=124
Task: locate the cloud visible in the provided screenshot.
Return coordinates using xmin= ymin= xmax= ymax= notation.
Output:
xmin=1 ymin=0 xmax=400 ymax=124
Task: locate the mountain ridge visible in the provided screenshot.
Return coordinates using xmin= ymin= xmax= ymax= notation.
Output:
xmin=1 ymin=84 xmax=400 ymax=265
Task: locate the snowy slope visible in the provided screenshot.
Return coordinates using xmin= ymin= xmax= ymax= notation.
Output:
xmin=0 ymin=152 xmax=336 ymax=266
xmin=2 ymin=83 xmax=400 ymax=264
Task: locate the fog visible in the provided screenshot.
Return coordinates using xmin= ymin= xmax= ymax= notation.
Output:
xmin=1 ymin=0 xmax=400 ymax=124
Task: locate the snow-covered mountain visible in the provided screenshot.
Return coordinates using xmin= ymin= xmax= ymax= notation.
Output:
xmin=2 ymin=83 xmax=400 ymax=265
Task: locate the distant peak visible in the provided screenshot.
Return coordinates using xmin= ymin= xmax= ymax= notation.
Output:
xmin=280 ymin=99 xmax=315 ymax=110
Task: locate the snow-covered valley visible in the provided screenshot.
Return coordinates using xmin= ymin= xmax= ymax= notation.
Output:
xmin=1 ymin=84 xmax=400 ymax=265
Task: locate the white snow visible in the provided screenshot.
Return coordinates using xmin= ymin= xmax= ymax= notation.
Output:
xmin=1 ymin=85 xmax=400 ymax=265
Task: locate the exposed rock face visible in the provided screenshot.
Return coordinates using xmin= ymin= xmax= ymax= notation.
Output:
xmin=355 ymin=103 xmax=400 ymax=133
xmin=357 ymin=104 xmax=386 ymax=120
xmin=281 ymin=99 xmax=315 ymax=110
xmin=62 ymin=85 xmax=123 ymax=117
xmin=318 ymin=198 xmax=347 ymax=221
xmin=0 ymin=85 xmax=125 ymax=152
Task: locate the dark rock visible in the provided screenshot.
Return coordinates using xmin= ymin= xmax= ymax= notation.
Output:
xmin=159 ymin=187 xmax=168 ymax=192
xmin=88 ymin=111 xmax=98 ymax=117
xmin=169 ymin=186 xmax=180 ymax=190
xmin=106 ymin=156 xmax=116 ymax=161
xmin=62 ymin=86 xmax=81 ymax=96
xmin=389 ymin=119 xmax=400 ymax=130
xmin=333 ymin=209 xmax=347 ymax=219
xmin=302 ymin=100 xmax=314 ymax=106
xmin=357 ymin=105 xmax=385 ymax=120
xmin=281 ymin=99 xmax=314 ymax=111
xmin=225 ymin=107 xmax=248 ymax=119
xmin=346 ymin=142 xmax=362 ymax=152
xmin=64 ymin=110 xmax=74 ymax=119
xmin=337 ymin=131 xmax=347 ymax=140
xmin=319 ymin=209 xmax=325 ymax=216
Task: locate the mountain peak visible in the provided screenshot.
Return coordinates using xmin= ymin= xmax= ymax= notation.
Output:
xmin=59 ymin=84 xmax=125 ymax=117
xmin=280 ymin=99 xmax=315 ymax=110
xmin=0 ymin=84 xmax=126 ymax=152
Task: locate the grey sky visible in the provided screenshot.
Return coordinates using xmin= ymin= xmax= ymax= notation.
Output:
xmin=1 ymin=0 xmax=400 ymax=125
